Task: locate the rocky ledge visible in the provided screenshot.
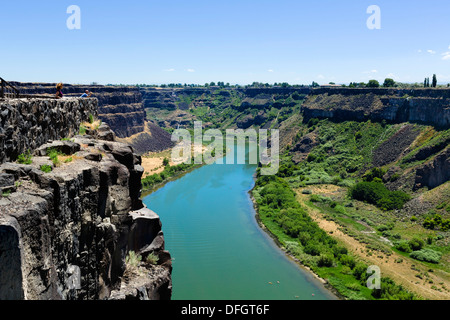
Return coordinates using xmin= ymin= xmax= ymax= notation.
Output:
xmin=0 ymin=124 xmax=171 ymax=300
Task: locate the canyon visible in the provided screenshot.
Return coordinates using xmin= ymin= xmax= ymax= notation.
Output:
xmin=1 ymin=82 xmax=449 ymax=300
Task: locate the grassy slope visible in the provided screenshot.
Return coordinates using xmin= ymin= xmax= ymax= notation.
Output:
xmin=264 ymin=117 xmax=450 ymax=299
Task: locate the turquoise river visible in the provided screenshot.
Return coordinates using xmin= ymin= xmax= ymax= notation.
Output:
xmin=143 ymin=146 xmax=337 ymax=300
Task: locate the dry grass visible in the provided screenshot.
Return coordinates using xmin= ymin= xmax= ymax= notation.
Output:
xmin=82 ymin=119 xmax=102 ymax=131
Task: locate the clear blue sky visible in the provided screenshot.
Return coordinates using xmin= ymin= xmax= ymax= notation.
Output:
xmin=1 ymin=0 xmax=449 ymax=85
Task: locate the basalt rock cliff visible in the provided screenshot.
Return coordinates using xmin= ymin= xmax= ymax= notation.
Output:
xmin=301 ymin=88 xmax=450 ymax=129
xmin=0 ymin=98 xmax=172 ymax=300
xmin=11 ymin=82 xmax=174 ymax=154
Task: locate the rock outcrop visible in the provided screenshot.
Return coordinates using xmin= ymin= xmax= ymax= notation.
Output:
xmin=0 ymin=124 xmax=172 ymax=300
xmin=302 ymin=88 xmax=450 ymax=129
xmin=10 ymin=83 xmax=174 ymax=154
xmin=414 ymin=147 xmax=450 ymax=190
xmin=0 ymin=98 xmax=97 ymax=164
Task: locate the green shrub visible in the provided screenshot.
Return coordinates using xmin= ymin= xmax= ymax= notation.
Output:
xmin=394 ymin=240 xmax=412 ymax=253
xmin=340 ymin=254 xmax=356 ymax=269
xmin=1 ymin=190 xmax=12 ymax=197
xmin=349 ymin=181 xmax=410 ymax=210
xmin=353 ymin=263 xmax=369 ymax=281
xmin=423 ymin=214 xmax=449 ymax=231
xmin=409 ymin=249 xmax=441 ymax=264
xmin=307 ymin=118 xmax=319 ymax=128
xmin=306 ymin=153 xmax=317 ymax=162
xmin=298 ymin=232 xmax=311 ymax=246
xmin=40 ymin=165 xmax=53 ymax=173
xmin=125 ymin=251 xmax=142 ymax=267
xmin=423 ymin=217 xmax=435 ymax=230
xmin=371 ymin=277 xmax=415 ymax=300
xmin=317 ymin=254 xmax=334 ymax=267
xmin=47 ymin=148 xmax=61 ymax=166
xmin=377 ymin=223 xmax=394 ymax=232
xmin=17 ymin=150 xmax=33 ymax=164
xmin=333 ymin=246 xmax=348 ymax=257
xmin=146 ymin=252 xmax=159 ymax=265
xmin=363 ymin=168 xmax=386 ymax=182
xmin=436 ymin=202 xmax=447 ymax=210
xmin=79 ymin=124 xmax=87 ymax=135
xmin=441 ymin=219 xmax=450 ymax=231
xmin=304 ymin=243 xmax=321 ymax=256
xmin=408 ymin=237 xmax=425 ymax=251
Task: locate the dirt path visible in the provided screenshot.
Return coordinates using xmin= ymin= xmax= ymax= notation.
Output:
xmin=295 ymin=188 xmax=450 ymax=300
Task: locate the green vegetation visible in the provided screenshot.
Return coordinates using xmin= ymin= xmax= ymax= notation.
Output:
xmin=349 ymin=181 xmax=411 ymax=211
xmin=141 ymin=90 xmax=449 ymax=299
xmin=289 ymin=119 xmax=392 ymax=188
xmin=125 ymin=251 xmax=142 ymax=267
xmin=142 ymin=162 xmax=199 ymax=192
xmin=40 ymin=165 xmax=53 ymax=173
xmin=423 ymin=213 xmax=450 ymax=231
xmin=146 ymin=252 xmax=159 ymax=265
xmin=410 ymin=249 xmax=441 ymax=264
xmin=47 ymin=148 xmax=62 ymax=166
xmin=88 ymin=113 xmax=95 ymax=124
xmin=1 ymin=190 xmax=12 ymax=197
xmin=79 ymin=124 xmax=87 ymax=135
xmin=17 ymin=150 xmax=33 ymax=164
xmin=367 ymin=80 xmax=380 ymax=88
xmin=252 ymin=173 xmax=416 ymax=300
xmin=64 ymin=156 xmax=73 ymax=163
xmin=383 ymin=78 xmax=396 ymax=88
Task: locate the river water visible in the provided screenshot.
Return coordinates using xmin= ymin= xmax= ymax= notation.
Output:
xmin=143 ymin=146 xmax=336 ymax=300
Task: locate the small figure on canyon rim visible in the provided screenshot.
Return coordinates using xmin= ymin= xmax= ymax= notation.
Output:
xmin=80 ymin=90 xmax=92 ymax=98
xmin=56 ymin=83 xmax=64 ymax=99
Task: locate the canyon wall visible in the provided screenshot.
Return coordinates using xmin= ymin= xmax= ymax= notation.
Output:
xmin=0 ymin=98 xmax=172 ymax=300
xmin=12 ymin=82 xmax=174 ymax=154
xmin=13 ymin=83 xmax=145 ymax=139
xmin=302 ymin=88 xmax=450 ymax=129
xmin=0 ymin=98 xmax=97 ymax=164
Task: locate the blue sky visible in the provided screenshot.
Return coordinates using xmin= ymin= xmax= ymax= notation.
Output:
xmin=1 ymin=0 xmax=449 ymax=85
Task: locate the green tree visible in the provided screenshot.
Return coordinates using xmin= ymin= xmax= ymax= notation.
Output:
xmin=367 ymin=80 xmax=380 ymax=88
xmin=432 ymin=74 xmax=437 ymax=87
xmin=383 ymin=78 xmax=395 ymax=87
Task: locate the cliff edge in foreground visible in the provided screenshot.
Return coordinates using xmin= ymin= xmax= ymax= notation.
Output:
xmin=0 ymin=124 xmax=172 ymax=300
